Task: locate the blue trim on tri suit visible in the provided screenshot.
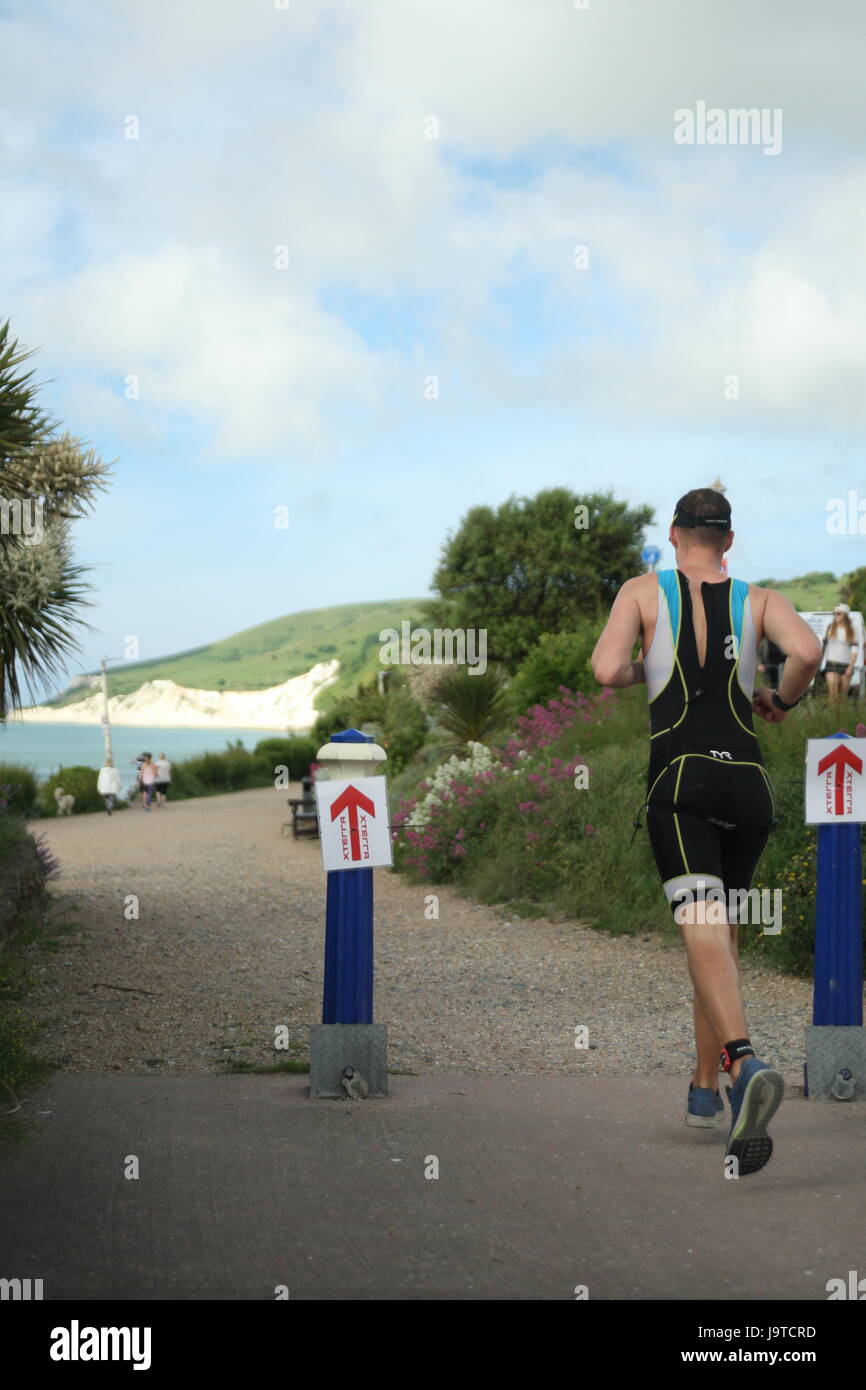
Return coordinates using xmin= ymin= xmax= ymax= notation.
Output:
xmin=657 ymin=569 xmax=680 ymax=642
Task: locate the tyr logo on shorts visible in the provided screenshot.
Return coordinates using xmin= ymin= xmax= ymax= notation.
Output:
xmin=710 ymin=749 xmax=733 ymax=759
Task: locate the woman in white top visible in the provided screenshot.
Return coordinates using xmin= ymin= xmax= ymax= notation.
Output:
xmin=96 ymin=757 xmax=124 ymax=815
xmin=154 ymin=753 xmax=172 ymax=806
xmin=823 ymin=603 xmax=858 ymax=708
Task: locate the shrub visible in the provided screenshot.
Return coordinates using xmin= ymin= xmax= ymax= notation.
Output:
xmin=508 ymin=625 xmax=598 ymax=715
xmin=0 ymin=814 xmax=51 ymax=944
xmin=39 ymin=765 xmax=102 ymax=816
xmin=381 ymin=686 xmax=428 ymax=773
xmin=170 ymin=743 xmax=266 ymax=794
xmin=0 ymin=764 xmax=39 ymax=818
xmin=311 ymin=698 xmax=356 ymax=745
xmin=253 ymin=735 xmax=319 ymax=779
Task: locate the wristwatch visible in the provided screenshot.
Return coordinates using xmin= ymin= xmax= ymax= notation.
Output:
xmin=772 ymin=691 xmax=799 ymax=712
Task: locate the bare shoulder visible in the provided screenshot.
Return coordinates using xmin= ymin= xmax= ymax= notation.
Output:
xmin=615 ymin=571 xmax=658 ymax=627
xmin=618 ymin=572 xmax=656 ymax=596
xmin=746 ymin=580 xmax=772 ymax=604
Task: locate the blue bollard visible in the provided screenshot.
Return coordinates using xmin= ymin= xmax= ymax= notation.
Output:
xmin=812 ymin=732 xmax=864 ymax=1027
xmin=321 ymin=730 xmax=375 ymax=1025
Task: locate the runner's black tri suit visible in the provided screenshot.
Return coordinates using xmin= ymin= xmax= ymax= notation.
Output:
xmin=643 ymin=569 xmax=775 ymax=916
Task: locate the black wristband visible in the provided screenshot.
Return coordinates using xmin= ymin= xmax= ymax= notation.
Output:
xmin=772 ymin=691 xmax=799 ymax=711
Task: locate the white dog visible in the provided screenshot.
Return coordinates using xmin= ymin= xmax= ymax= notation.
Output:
xmin=53 ymin=786 xmax=75 ymax=815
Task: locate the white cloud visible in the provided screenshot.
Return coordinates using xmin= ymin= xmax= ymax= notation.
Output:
xmin=2 ymin=0 xmax=865 ymax=457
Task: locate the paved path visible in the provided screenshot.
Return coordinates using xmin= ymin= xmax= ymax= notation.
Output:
xmin=1 ymin=1072 xmax=864 ymax=1299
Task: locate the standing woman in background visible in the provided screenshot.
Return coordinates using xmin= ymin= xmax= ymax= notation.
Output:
xmin=139 ymin=754 xmax=158 ymax=811
xmin=823 ymin=604 xmax=858 ymax=710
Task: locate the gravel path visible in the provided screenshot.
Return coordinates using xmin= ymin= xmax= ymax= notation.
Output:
xmin=26 ymin=786 xmax=816 ymax=1078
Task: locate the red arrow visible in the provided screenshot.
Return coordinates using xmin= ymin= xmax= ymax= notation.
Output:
xmin=330 ymin=784 xmax=376 ymax=861
xmin=817 ymin=744 xmax=863 ymax=815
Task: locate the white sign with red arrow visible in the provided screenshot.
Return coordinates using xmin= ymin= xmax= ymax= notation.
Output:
xmin=315 ymin=775 xmax=393 ymax=871
xmin=805 ymin=738 xmax=866 ymax=824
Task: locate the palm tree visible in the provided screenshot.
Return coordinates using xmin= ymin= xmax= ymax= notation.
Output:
xmin=0 ymin=321 xmax=112 ymax=718
xmin=431 ymin=664 xmax=512 ymax=753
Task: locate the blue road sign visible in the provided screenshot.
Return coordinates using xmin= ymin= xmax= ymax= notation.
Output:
xmin=642 ymin=544 xmax=661 ymax=567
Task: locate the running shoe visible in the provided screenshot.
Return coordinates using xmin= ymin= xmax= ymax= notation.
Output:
xmin=725 ymin=1057 xmax=784 ymax=1176
xmin=686 ymin=1082 xmax=724 ymax=1127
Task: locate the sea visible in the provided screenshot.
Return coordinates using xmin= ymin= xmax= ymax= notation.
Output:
xmin=0 ymin=722 xmax=293 ymax=783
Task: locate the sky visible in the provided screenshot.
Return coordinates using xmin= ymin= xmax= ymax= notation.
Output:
xmin=2 ymin=0 xmax=865 ymax=695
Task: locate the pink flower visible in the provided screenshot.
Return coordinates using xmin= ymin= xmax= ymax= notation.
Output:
xmin=583 ymin=824 xmax=596 ymax=836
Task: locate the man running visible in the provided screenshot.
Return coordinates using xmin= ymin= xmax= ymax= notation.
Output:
xmin=591 ymin=487 xmax=822 ymax=1175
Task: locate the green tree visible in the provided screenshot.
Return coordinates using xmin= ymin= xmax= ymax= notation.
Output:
xmin=841 ymin=567 xmax=866 ymax=616
xmin=0 ymin=323 xmax=112 ymax=718
xmin=425 ymin=488 xmax=652 ymax=672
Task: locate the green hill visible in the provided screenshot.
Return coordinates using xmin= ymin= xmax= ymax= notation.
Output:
xmin=758 ymin=572 xmax=843 ymax=612
xmin=49 ymin=598 xmax=431 ymax=710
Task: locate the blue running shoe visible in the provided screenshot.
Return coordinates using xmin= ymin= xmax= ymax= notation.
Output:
xmin=725 ymin=1058 xmax=784 ymax=1176
xmin=686 ymin=1083 xmax=724 ymax=1128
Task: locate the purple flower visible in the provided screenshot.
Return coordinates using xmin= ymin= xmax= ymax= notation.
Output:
xmin=34 ymin=833 xmax=61 ymax=881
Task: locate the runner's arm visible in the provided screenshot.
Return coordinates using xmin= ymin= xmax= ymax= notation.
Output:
xmin=760 ymin=590 xmax=823 ymax=705
xmin=591 ymin=578 xmax=645 ymax=688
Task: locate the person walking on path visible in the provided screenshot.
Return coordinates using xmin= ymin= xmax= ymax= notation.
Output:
xmin=96 ymin=756 xmax=123 ymax=815
xmin=139 ymin=754 xmax=158 ymax=811
xmin=154 ymin=752 xmax=172 ymax=807
xmin=591 ymin=487 xmax=822 ymax=1176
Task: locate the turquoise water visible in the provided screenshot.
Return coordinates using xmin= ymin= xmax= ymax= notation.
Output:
xmin=0 ymin=722 xmax=294 ymax=782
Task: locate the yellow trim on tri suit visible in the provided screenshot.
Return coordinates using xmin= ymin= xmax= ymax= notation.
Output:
xmin=727 ymin=583 xmax=757 ymax=738
xmin=672 ymin=758 xmax=689 ymax=873
xmin=650 ymin=648 xmax=690 ymax=736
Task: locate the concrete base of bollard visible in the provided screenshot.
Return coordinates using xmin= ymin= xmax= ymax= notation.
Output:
xmin=308 ymin=1023 xmax=388 ymax=1098
xmin=805 ymin=1026 xmax=866 ymax=1099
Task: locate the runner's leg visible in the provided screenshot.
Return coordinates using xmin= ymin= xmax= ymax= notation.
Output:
xmin=677 ymin=896 xmax=750 ymax=1081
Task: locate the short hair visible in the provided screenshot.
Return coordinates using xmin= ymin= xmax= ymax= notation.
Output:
xmin=672 ymin=488 xmax=731 ymax=549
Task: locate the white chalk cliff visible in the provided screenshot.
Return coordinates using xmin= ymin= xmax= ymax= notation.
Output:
xmin=19 ymin=661 xmax=340 ymax=731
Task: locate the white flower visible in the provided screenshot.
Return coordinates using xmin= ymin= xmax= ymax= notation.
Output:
xmin=411 ymin=742 xmax=499 ymax=826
